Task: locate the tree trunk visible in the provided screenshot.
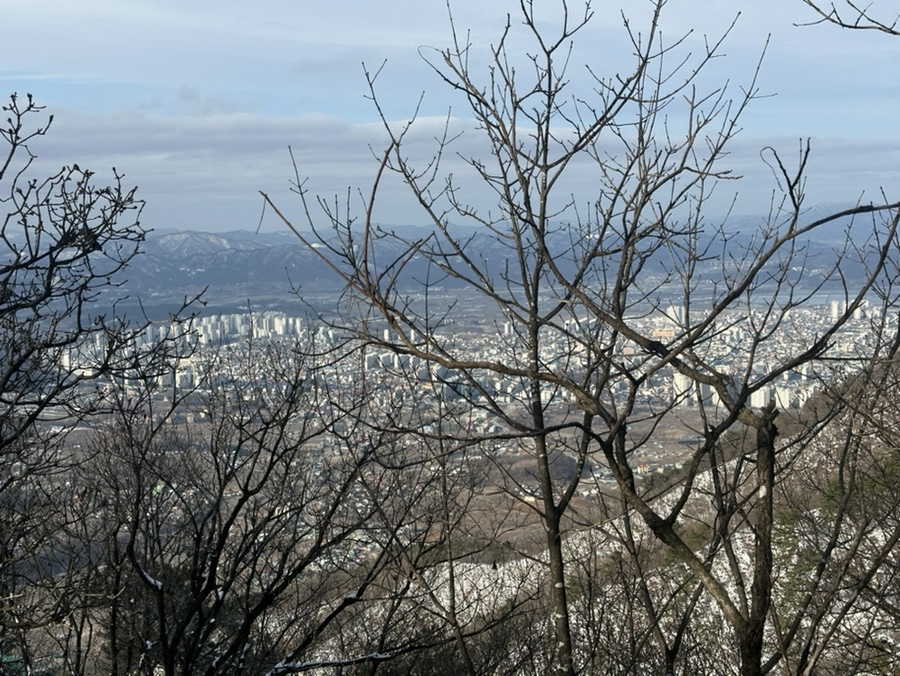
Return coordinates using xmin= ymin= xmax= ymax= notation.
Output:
xmin=741 ymin=405 xmax=779 ymax=676
xmin=531 ymin=376 xmax=576 ymax=675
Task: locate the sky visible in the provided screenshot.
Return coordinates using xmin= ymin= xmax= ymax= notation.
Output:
xmin=2 ymin=0 xmax=899 ymax=233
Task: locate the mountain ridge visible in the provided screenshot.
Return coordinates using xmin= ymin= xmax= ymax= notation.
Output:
xmin=116 ymin=210 xmax=873 ymax=318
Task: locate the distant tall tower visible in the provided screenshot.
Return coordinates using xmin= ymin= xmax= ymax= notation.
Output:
xmin=750 ymin=386 xmax=773 ymax=409
xmin=830 ymin=300 xmax=842 ymax=321
xmin=666 ymin=304 xmax=685 ymax=328
xmin=673 ymin=372 xmax=694 ymax=406
xmin=699 ymin=381 xmax=719 ymax=408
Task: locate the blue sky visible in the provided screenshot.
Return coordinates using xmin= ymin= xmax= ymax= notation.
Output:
xmin=2 ymin=0 xmax=899 ymax=232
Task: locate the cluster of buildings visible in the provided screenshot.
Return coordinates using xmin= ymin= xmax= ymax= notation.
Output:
xmin=191 ymin=312 xmax=305 ymax=346
xmin=60 ymin=300 xmax=888 ymax=437
xmin=360 ymin=299 xmax=883 ymax=416
xmin=59 ymin=311 xmax=308 ymax=392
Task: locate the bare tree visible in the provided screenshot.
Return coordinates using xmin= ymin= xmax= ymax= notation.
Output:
xmin=799 ymin=0 xmax=900 ymax=33
xmin=264 ymin=1 xmax=900 ymax=674
xmin=35 ymin=323 xmax=527 ymax=675
xmin=0 ymin=93 xmax=197 ymax=670
xmin=0 ymin=94 xmax=524 ymax=674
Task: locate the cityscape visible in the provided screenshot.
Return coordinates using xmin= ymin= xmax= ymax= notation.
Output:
xmin=5 ymin=0 xmax=900 ymax=673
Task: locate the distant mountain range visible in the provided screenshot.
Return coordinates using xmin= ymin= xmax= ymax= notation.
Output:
xmin=115 ymin=207 xmax=877 ymax=319
xmin=116 ymin=229 xmax=330 ymax=317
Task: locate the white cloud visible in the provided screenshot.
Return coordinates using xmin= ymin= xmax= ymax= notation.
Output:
xmin=2 ymin=0 xmax=899 ymax=231
xmin=13 ymin=102 xmax=893 ymax=236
